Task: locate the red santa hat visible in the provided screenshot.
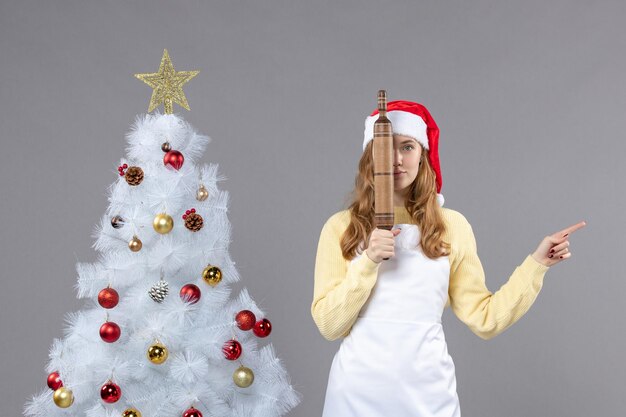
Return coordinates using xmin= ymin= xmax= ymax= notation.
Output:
xmin=363 ymin=100 xmax=444 ymax=207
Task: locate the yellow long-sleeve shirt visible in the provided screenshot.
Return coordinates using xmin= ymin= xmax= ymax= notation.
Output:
xmin=311 ymin=206 xmax=550 ymax=341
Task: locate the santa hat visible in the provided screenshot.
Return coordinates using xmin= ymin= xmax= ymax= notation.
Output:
xmin=363 ymin=100 xmax=444 ymax=207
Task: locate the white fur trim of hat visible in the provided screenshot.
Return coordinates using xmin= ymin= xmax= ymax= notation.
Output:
xmin=363 ymin=110 xmax=429 ymax=151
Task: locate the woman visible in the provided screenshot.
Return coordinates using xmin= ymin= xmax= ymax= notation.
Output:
xmin=311 ymin=100 xmax=585 ymax=416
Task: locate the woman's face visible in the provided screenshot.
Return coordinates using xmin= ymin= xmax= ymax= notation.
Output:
xmin=393 ymin=134 xmax=422 ymax=195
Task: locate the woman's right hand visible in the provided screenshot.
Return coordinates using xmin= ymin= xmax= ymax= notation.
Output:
xmin=365 ymin=228 xmax=402 ymax=263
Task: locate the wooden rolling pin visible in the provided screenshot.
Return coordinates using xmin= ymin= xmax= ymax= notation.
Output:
xmin=372 ymin=90 xmax=394 ymax=260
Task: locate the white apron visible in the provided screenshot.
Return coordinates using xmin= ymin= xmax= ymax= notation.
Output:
xmin=322 ymin=224 xmax=461 ymax=417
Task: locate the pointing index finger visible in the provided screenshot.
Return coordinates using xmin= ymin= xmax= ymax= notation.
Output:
xmin=556 ymin=221 xmax=587 ymax=237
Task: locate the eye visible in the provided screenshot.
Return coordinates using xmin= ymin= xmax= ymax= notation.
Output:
xmin=402 ymin=144 xmax=414 ymax=151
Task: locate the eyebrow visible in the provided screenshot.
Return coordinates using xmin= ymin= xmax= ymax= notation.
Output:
xmin=399 ymin=140 xmax=415 ymax=145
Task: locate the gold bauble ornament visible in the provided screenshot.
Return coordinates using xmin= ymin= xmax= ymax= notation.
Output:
xmin=153 ymin=213 xmax=174 ymax=234
xmin=147 ymin=342 xmax=169 ymax=364
xmin=233 ymin=365 xmax=254 ymax=388
xmin=122 ymin=408 xmax=142 ymax=417
xmin=196 ymin=185 xmax=209 ymax=201
xmin=53 ymin=387 xmax=74 ymax=408
xmin=129 ymin=236 xmax=143 ymax=252
xmin=202 ymin=264 xmax=222 ymax=287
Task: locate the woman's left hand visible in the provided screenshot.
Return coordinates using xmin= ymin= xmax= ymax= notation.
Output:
xmin=531 ymin=221 xmax=587 ymax=267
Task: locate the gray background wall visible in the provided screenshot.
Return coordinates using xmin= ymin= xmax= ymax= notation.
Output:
xmin=1 ymin=1 xmax=624 ymax=416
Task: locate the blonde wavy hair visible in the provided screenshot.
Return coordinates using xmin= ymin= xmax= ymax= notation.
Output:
xmin=340 ymin=140 xmax=451 ymax=260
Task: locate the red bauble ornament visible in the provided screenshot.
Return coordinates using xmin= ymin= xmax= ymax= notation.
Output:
xmin=100 ymin=381 xmax=122 ymax=403
xmin=179 ymin=284 xmax=201 ymax=304
xmin=182 ymin=407 xmax=203 ymax=417
xmin=235 ymin=310 xmax=256 ymax=331
xmin=98 ymin=287 xmax=119 ymax=309
xmin=163 ymin=150 xmax=184 ymax=170
xmin=99 ymin=321 xmax=121 ymax=343
xmin=222 ymin=339 xmax=242 ymax=360
xmin=253 ymin=318 xmax=272 ymax=338
xmin=47 ymin=371 xmax=63 ymax=390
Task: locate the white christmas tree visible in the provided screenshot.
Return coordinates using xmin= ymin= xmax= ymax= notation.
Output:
xmin=24 ymin=49 xmax=301 ymax=417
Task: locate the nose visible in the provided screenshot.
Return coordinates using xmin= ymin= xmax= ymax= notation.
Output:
xmin=393 ymin=148 xmax=402 ymax=166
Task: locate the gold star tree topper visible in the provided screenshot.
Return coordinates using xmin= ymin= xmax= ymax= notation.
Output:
xmin=134 ymin=49 xmax=199 ymax=114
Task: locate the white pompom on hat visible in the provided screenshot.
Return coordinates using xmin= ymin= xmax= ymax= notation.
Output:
xmin=363 ymin=100 xmax=444 ymax=207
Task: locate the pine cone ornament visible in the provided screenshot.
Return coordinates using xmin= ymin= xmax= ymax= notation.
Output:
xmin=183 ymin=209 xmax=203 ymax=232
xmin=124 ymin=166 xmax=144 ymax=186
xmin=148 ymin=280 xmax=169 ymax=303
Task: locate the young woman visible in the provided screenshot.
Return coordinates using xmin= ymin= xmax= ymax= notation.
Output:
xmin=311 ymin=100 xmax=585 ymax=416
